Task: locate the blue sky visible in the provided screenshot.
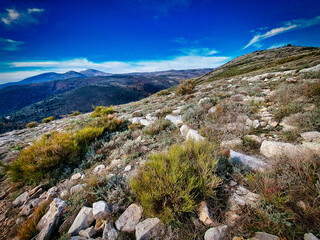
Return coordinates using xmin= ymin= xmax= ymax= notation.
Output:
xmin=0 ymin=0 xmax=320 ymax=84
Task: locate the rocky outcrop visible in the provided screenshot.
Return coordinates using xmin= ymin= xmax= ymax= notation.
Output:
xmin=204 ymin=225 xmax=228 ymax=240
xmin=36 ymin=198 xmax=66 ymax=240
xmin=92 ymin=201 xmax=111 ymax=220
xmin=68 ymin=207 xmax=95 ymax=236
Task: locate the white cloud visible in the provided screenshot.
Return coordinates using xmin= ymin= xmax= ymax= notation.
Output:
xmin=1 ymin=8 xmax=44 ymax=26
xmin=267 ymin=43 xmax=286 ymax=49
xmin=243 ymin=15 xmax=320 ymax=49
xmin=1 ymin=53 xmax=229 ymax=83
xmin=0 ymin=37 xmax=24 ymax=51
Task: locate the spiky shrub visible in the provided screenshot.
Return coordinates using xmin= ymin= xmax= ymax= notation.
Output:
xmin=91 ymin=105 xmax=114 ymax=118
xmin=42 ymin=116 xmax=55 ymax=123
xmin=175 ymin=79 xmax=196 ymax=95
xmin=26 ymin=121 xmax=38 ymax=128
xmin=130 ymin=140 xmax=221 ymax=224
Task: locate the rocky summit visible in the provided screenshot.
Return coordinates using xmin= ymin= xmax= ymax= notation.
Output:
xmin=0 ymin=46 xmax=319 ymax=240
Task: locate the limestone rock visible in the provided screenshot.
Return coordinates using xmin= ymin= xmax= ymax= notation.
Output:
xmin=186 ymin=129 xmax=205 ymax=142
xmin=301 ymin=131 xmax=320 ymax=142
xmin=230 ymin=150 xmax=268 ymax=172
xmin=135 ymin=218 xmax=163 ymax=240
xmin=208 ymin=106 xmax=217 ymax=113
xmin=71 ymin=172 xmax=84 ymax=181
xmin=198 ymin=201 xmax=214 ymax=226
xmin=13 ymin=191 xmax=29 ymax=207
xmin=79 ymin=226 xmax=96 ymax=238
xmin=204 ymin=225 xmax=228 ymax=240
xmin=115 ymin=203 xmax=142 ymax=232
xmin=165 ymin=115 xmax=183 ymax=126
xmin=221 ymin=139 xmax=243 ymax=149
xmin=93 ymin=164 xmax=106 ymax=174
xmin=243 ymin=135 xmax=262 ymax=145
xmin=93 ymin=201 xmax=111 ymax=220
xmin=68 ymin=207 xmax=95 ymax=236
xmin=102 ymin=222 xmax=118 ymax=240
xmin=46 ymin=186 xmax=59 ymax=200
xmin=302 ymin=142 xmax=320 ymax=157
xmin=180 ymin=125 xmax=191 ymax=138
xmin=36 ymin=198 xmax=67 ymax=240
xmin=70 ymin=184 xmax=86 ymax=195
xmin=304 ymin=233 xmax=319 ymax=240
xmin=260 ymin=141 xmax=314 ymax=160
xmin=253 ymin=232 xmax=280 ymax=240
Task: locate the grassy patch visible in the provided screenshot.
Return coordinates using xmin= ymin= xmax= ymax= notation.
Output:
xmin=175 ymin=79 xmax=196 ymax=95
xmin=130 ymin=140 xmax=222 ymax=224
xmin=144 ymin=119 xmax=172 ymax=136
xmin=26 ymin=121 xmax=38 ymax=128
xmin=91 ymin=105 xmax=114 ymax=118
xmin=42 ymin=116 xmax=55 ymax=123
xmin=156 ymin=89 xmax=170 ymax=96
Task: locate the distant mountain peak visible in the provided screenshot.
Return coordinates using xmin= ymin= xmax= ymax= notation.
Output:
xmin=79 ymin=69 xmax=112 ymax=77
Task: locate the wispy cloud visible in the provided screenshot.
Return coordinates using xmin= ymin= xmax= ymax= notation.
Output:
xmin=243 ymin=15 xmax=320 ymax=49
xmin=1 ymin=8 xmax=44 ymax=26
xmin=1 ymin=51 xmax=229 ymax=83
xmin=267 ymin=43 xmax=286 ymax=50
xmin=0 ymin=37 xmax=24 ymax=51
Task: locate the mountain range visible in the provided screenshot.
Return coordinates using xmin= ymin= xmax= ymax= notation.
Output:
xmin=0 ymin=68 xmax=212 ymax=133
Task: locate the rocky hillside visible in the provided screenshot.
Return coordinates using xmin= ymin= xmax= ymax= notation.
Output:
xmin=0 ymin=46 xmax=319 ymax=240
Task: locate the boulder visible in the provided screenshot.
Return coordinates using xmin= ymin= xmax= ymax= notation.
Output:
xmin=102 ymin=222 xmax=118 ymax=240
xmin=208 ymin=106 xmax=217 ymax=114
xmin=36 ymin=198 xmax=67 ymax=240
xmin=46 ymin=186 xmax=59 ymax=200
xmin=70 ymin=184 xmax=86 ymax=195
xmin=229 ymin=150 xmax=268 ymax=172
xmin=93 ymin=164 xmax=106 ymax=174
xmin=260 ymin=141 xmax=314 ymax=160
xmin=71 ymin=172 xmax=85 ymax=181
xmin=135 ymin=218 xmax=163 ymax=240
xmin=301 ymin=131 xmax=320 ymax=142
xmin=221 ymin=139 xmax=243 ymax=149
xmin=304 ymin=233 xmax=319 ymax=240
xmin=79 ymin=226 xmax=97 ymax=238
xmin=165 ymin=115 xmax=183 ymax=126
xmin=186 ymin=129 xmax=205 ymax=142
xmin=13 ymin=191 xmax=29 ymax=207
xmin=253 ymin=232 xmax=280 ymax=240
xmin=204 ymin=225 xmax=228 ymax=240
xmin=243 ymin=135 xmax=263 ymax=144
xmin=198 ymin=201 xmax=214 ymax=226
xmin=93 ymin=201 xmax=111 ymax=220
xmin=302 ymin=142 xmax=320 ymax=157
xmin=140 ymin=119 xmax=154 ymax=127
xmin=115 ymin=203 xmax=142 ymax=232
xmin=19 ymin=198 xmax=39 ymax=216
xmin=180 ymin=125 xmax=191 ymax=138
xmin=68 ymin=207 xmax=95 ymax=236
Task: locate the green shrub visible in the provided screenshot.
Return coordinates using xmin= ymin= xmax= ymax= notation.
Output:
xmin=26 ymin=121 xmax=38 ymax=128
xmin=157 ymin=89 xmax=170 ymax=96
xmin=130 ymin=140 xmax=221 ymax=224
xmin=42 ymin=116 xmax=55 ymax=123
xmin=74 ymin=126 xmax=104 ymax=149
xmin=71 ymin=111 xmax=81 ymax=116
xmin=144 ymin=119 xmax=172 ymax=136
xmin=175 ymin=79 xmax=196 ymax=95
xmin=128 ymin=123 xmax=144 ymax=130
xmin=91 ymin=106 xmax=114 ymax=118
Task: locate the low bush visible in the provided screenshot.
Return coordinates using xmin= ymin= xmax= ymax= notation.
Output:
xmin=156 ymin=89 xmax=170 ymax=96
xmin=298 ymin=107 xmax=320 ymax=131
xmin=18 ymin=201 xmax=48 ymax=240
xmin=130 ymin=140 xmax=222 ymax=224
xmin=273 ymin=102 xmax=303 ymax=122
xmin=91 ymin=106 xmax=114 ymax=118
xmin=175 ymin=79 xmax=196 ymax=95
xmin=128 ymin=123 xmax=144 ymax=130
xmin=26 ymin=121 xmax=38 ymax=128
xmin=144 ymin=119 xmax=172 ymax=136
xmin=42 ymin=116 xmax=55 ymax=123
xmin=70 ymin=111 xmax=81 ymax=116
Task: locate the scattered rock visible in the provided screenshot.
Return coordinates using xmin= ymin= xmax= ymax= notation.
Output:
xmin=230 ymin=150 xmax=268 ymax=172
xmin=13 ymin=191 xmax=29 ymax=207
xmin=115 ymin=203 xmax=142 ymax=233
xmin=208 ymin=106 xmax=217 ymax=113
xmin=204 ymin=225 xmax=228 ymax=240
xmin=198 ymin=97 xmax=210 ymax=105
xmin=253 ymin=232 xmax=280 ymax=240
xmin=301 ymin=131 xmax=320 ymax=142
xmin=221 ymin=139 xmax=243 ymax=149
xmin=36 ymin=198 xmax=67 ymax=240
xmin=93 ymin=201 xmax=111 ymax=220
xmin=124 ymin=165 xmax=132 ymax=172
xmin=180 ymin=125 xmax=191 ymax=138
xmin=93 ymin=164 xmax=106 ymax=174
xmin=71 ymin=172 xmax=85 ymax=181
xmin=68 ymin=207 xmax=95 ymax=236
xmin=165 ymin=115 xmax=183 ymax=126
xmin=135 ymin=218 xmax=163 ymax=240
xmin=198 ymin=201 xmax=214 ymax=226
xmin=70 ymin=184 xmax=86 ymax=195
xmin=243 ymin=135 xmax=262 ymax=145
xmin=102 ymin=222 xmax=118 ymax=240
xmin=252 ymin=120 xmax=260 ymax=129
xmin=46 ymin=186 xmax=59 ymax=200
xmin=304 ymin=233 xmax=319 ymax=240
xmin=79 ymin=226 xmax=97 ymax=238
xmin=186 ymin=129 xmax=205 ymax=142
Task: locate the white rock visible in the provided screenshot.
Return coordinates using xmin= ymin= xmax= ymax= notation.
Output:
xmin=70 ymin=184 xmax=86 ymax=195
xmin=102 ymin=222 xmax=118 ymax=240
xmin=146 ymin=113 xmax=157 ymax=121
xmin=60 ymin=190 xmax=69 ymax=198
xmin=208 ymin=106 xmax=217 ymax=113
xmin=302 ymin=142 xmax=320 ymax=157
xmin=204 ymin=225 xmax=228 ymax=240
xmin=36 ymin=198 xmax=67 ymax=240
xmin=186 ymin=129 xmax=205 ymax=142
xmin=79 ymin=226 xmax=96 ymax=238
xmin=253 ymin=232 xmax=280 ymax=240
xmin=301 ymin=131 xmax=320 ymax=142
xmin=221 ymin=139 xmax=243 ymax=149
xmin=92 ymin=201 xmax=111 ymax=220
xmin=246 ymin=118 xmax=253 ymax=127
xmin=124 ymin=165 xmax=132 ymax=172
xmin=140 ymin=119 xmax=154 ymax=127
xmin=115 ymin=203 xmax=142 ymax=233
xmin=68 ymin=207 xmax=95 ymax=236
xmin=304 ymin=233 xmax=319 ymax=240
xmin=300 ymin=64 xmax=320 ymax=73
xmin=165 ymin=115 xmax=183 ymax=126
xmin=13 ymin=191 xmax=29 ymax=207
xmin=135 ymin=218 xmax=163 ymax=240
xmin=260 ymin=141 xmax=315 ymax=160
xmin=180 ymin=125 xmax=191 ymax=138
xmin=71 ymin=172 xmax=84 ymax=181
xmin=244 ymin=135 xmax=262 ymax=144
xmin=252 ymin=120 xmax=260 ymax=128
xmin=230 ymin=150 xmax=268 ymax=172
xmin=198 ymin=97 xmax=210 ymax=105
xmin=198 ymin=201 xmax=213 ymax=226
xmin=93 ymin=164 xmax=106 ymax=174
xmin=46 ymin=187 xmax=59 ymax=200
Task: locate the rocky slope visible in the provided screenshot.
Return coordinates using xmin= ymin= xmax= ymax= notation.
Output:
xmin=0 ymin=46 xmax=319 ymax=240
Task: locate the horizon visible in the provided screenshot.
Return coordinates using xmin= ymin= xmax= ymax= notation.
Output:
xmin=1 ymin=0 xmax=320 ymax=84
